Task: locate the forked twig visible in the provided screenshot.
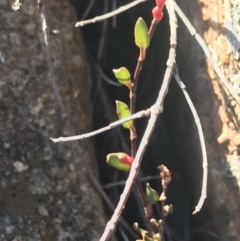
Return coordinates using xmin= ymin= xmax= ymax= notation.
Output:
xmin=99 ymin=1 xmax=178 ymax=240
xmin=50 ymin=109 xmax=151 ymax=143
xmin=173 ymin=66 xmax=208 ymax=214
xmin=173 ymin=1 xmax=240 ymax=106
xmin=75 ymin=0 xmax=149 ymax=27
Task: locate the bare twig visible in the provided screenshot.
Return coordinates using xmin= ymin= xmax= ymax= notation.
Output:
xmin=99 ymin=1 xmax=177 ymax=240
xmin=102 ymin=175 xmax=161 ymax=188
xmin=111 ymin=0 xmax=117 ymax=28
xmin=173 ymin=1 xmax=240 ymax=106
xmin=50 ymin=109 xmax=151 ymax=143
xmin=173 ymin=66 xmax=208 ymax=214
xmin=75 ymin=0 xmax=150 ymax=27
xmin=97 ymin=0 xmax=109 ymax=61
xmin=96 ymin=63 xmax=121 ymax=87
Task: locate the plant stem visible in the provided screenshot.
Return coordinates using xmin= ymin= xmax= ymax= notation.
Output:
xmin=129 ymin=19 xmax=160 ymax=237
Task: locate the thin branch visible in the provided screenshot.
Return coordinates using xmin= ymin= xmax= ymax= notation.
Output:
xmin=96 ymin=63 xmax=121 ymax=87
xmin=173 ymin=66 xmax=208 ymax=214
xmin=173 ymin=1 xmax=240 ymax=106
xmin=75 ymin=0 xmax=150 ymax=27
xmin=102 ymin=175 xmax=161 ymax=189
xmin=129 ymin=9 xmax=161 ymax=237
xmin=99 ymin=1 xmax=177 ymax=240
xmin=97 ymin=0 xmax=109 ymax=61
xmin=50 ymin=109 xmax=151 ymax=143
xmin=111 ymin=0 xmax=117 ymax=28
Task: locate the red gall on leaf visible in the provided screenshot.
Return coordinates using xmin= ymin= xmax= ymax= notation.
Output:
xmin=152 ymin=6 xmax=163 ymax=21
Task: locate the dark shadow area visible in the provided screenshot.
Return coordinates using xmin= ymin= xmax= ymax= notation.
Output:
xmin=70 ymin=0 xmax=231 ymax=241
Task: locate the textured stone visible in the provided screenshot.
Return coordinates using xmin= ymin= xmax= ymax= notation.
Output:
xmin=0 ymin=0 xmax=107 ymax=240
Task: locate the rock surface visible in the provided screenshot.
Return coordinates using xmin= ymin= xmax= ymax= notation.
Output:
xmin=0 ymin=0 xmax=107 ymax=240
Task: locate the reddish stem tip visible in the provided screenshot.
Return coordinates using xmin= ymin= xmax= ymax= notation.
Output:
xmin=152 ymin=6 xmax=163 ymax=21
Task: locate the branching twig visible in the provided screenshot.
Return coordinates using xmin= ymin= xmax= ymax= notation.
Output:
xmin=173 ymin=1 xmax=240 ymax=106
xmin=50 ymin=109 xmax=151 ymax=143
xmin=75 ymin=0 xmax=150 ymax=27
xmin=99 ymin=1 xmax=177 ymax=240
xmin=129 ymin=8 xmax=161 ymax=236
xmin=173 ymin=66 xmax=208 ymax=214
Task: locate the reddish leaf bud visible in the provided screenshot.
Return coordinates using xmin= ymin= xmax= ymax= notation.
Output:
xmin=118 ymin=152 xmax=134 ymax=165
xmin=155 ymin=0 xmax=166 ymax=9
xmin=152 ymin=6 xmax=163 ymax=21
xmin=106 ymin=152 xmax=134 ymax=171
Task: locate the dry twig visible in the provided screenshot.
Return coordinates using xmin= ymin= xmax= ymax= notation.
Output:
xmin=51 ymin=109 xmax=151 ymax=143
xmin=75 ymin=0 xmax=149 ymax=27
xmin=173 ymin=66 xmax=208 ymax=214
xmin=99 ymin=1 xmax=178 ymax=240
xmin=173 ymin=1 xmax=240 ymax=106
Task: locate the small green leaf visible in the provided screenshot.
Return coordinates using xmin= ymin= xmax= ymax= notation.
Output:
xmin=106 ymin=153 xmax=132 ymax=171
xmin=116 ymin=100 xmax=133 ymax=130
xmin=134 ymin=17 xmax=150 ymax=50
xmin=112 ymin=67 xmax=131 ymax=89
xmin=146 ymin=183 xmax=159 ymax=204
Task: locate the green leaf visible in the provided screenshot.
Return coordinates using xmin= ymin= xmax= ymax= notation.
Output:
xmin=146 ymin=183 xmax=159 ymax=204
xmin=134 ymin=17 xmax=150 ymax=50
xmin=106 ymin=153 xmax=131 ymax=171
xmin=116 ymin=100 xmax=133 ymax=130
xmin=112 ymin=67 xmax=131 ymax=89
